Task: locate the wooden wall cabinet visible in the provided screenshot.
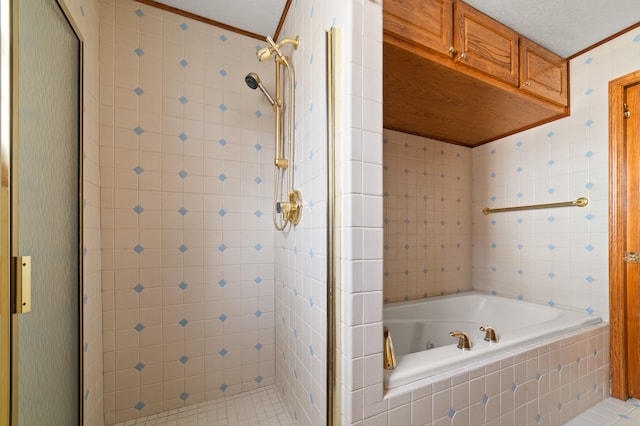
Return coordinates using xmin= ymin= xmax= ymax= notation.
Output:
xmin=383 ymin=0 xmax=570 ymax=146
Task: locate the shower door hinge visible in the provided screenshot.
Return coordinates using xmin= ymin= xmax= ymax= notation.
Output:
xmin=624 ymin=103 xmax=631 ymax=119
xmin=12 ymin=256 xmax=32 ymax=313
xmin=624 ymin=251 xmax=640 ymax=263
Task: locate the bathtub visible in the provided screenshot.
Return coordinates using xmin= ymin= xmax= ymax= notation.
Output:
xmin=384 ymin=292 xmax=602 ymax=389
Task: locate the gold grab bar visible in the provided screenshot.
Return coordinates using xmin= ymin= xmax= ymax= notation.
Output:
xmin=482 ymin=197 xmax=589 ymax=215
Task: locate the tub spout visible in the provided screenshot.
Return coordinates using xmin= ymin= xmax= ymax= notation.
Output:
xmin=383 ymin=327 xmax=396 ymax=369
xmin=449 ymin=331 xmax=472 ymax=350
xmin=480 ymin=325 xmax=499 ymax=343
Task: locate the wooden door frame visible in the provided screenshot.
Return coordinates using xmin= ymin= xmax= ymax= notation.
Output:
xmin=609 ymin=69 xmax=640 ymax=399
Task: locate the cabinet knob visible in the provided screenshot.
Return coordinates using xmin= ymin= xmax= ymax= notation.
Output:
xmin=522 ymin=81 xmax=531 ymax=87
xmin=459 ymin=52 xmax=467 ymax=60
xmin=447 ymin=46 xmax=456 ymax=56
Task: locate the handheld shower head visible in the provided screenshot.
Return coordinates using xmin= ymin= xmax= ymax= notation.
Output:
xmin=245 ymin=72 xmax=276 ymax=106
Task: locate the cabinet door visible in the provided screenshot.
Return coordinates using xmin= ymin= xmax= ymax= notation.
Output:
xmin=454 ymin=0 xmax=519 ymax=85
xmin=384 ymin=0 xmax=453 ymax=57
xmin=519 ymin=37 xmax=568 ymax=107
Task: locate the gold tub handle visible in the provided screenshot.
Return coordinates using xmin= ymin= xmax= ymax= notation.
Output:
xmin=383 ymin=327 xmax=396 ymax=370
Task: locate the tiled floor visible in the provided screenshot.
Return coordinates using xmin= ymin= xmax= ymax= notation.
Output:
xmin=112 ymin=385 xmax=293 ymax=426
xmin=566 ymin=397 xmax=640 ymax=425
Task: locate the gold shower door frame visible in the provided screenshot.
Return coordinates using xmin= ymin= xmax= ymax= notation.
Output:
xmin=0 ymin=0 xmax=85 ymax=423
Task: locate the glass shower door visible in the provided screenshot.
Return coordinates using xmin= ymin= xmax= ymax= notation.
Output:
xmin=13 ymin=0 xmax=81 ymax=423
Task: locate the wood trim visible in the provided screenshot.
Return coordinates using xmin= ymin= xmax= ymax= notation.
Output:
xmin=273 ymin=0 xmax=293 ymax=42
xmin=569 ymin=21 xmax=640 ymax=60
xmin=135 ymin=0 xmax=268 ymax=41
xmin=608 ymin=69 xmax=640 ymax=399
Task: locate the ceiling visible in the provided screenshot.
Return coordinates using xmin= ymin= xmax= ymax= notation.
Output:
xmin=145 ymin=0 xmax=640 ymax=58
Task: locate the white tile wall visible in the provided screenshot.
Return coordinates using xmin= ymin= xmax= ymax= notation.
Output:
xmin=472 ymin=28 xmax=640 ymax=322
xmin=100 ymin=1 xmax=279 ymax=423
xmin=383 ymin=130 xmax=472 ymax=303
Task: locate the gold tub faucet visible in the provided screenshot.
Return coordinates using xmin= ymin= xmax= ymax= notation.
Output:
xmin=480 ymin=325 xmax=499 ymax=343
xmin=383 ymin=327 xmax=396 ymax=369
xmin=449 ymin=331 xmax=472 ymax=350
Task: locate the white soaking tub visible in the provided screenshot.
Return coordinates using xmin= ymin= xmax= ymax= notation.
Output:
xmin=383 ymin=292 xmax=601 ymax=389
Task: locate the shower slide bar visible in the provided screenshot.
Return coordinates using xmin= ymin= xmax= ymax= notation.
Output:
xmin=482 ymin=197 xmax=589 ymax=215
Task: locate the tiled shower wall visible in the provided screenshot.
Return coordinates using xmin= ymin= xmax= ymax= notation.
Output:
xmin=273 ymin=1 xmax=347 ymax=424
xmin=99 ymin=1 xmax=278 ymax=422
xmin=472 ymin=28 xmax=640 ymax=323
xmin=383 ymin=129 xmax=472 ymax=303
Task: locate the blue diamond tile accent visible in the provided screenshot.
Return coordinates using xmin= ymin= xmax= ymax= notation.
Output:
xmin=255 ymin=343 xmax=263 ymax=351
xmin=135 ymin=362 xmax=145 ymax=371
xmin=179 ymin=96 xmax=188 ymax=104
xmin=585 ymin=150 xmax=594 ymax=158
xmin=586 ymin=306 xmax=595 ymax=314
xmin=179 ymin=59 xmax=188 ymax=67
xmin=219 ymin=314 xmax=227 ymax=322
xmin=585 ymin=244 xmax=594 ymax=252
xmin=218 ymin=244 xmax=226 ymax=252
xmin=180 ymin=392 xmax=189 ymax=401
xmin=178 ymin=281 xmax=188 ymax=290
xmin=536 ymin=372 xmax=541 ymax=381
xmin=134 ymin=284 xmax=144 ymax=293
xmin=255 ymin=144 xmax=262 ymax=151
xmin=547 ymin=187 xmax=555 ymax=194
xmin=134 ymin=87 xmax=144 ymax=96
xmin=516 ymin=140 xmax=523 ymax=147
xmin=548 ymin=159 xmax=555 ymax=166
xmin=218 ymin=209 xmax=227 ymax=217
xmin=134 ymin=8 xmax=144 ymax=16
xmin=179 ymin=132 xmax=188 ymax=142
xmin=178 ymin=244 xmax=188 ymax=253
xmin=309 ymin=345 xmax=314 ymax=356
xmin=634 ymin=34 xmax=640 ymax=42
xmin=256 ymin=376 xmax=263 ymax=383
xmin=179 ymin=318 xmax=188 ymax=327
xmin=585 ymin=119 xmax=594 ymax=127
xmin=585 ymin=213 xmax=594 ymax=221
xmin=133 ymin=245 xmax=144 ymax=254
xmin=179 ymin=355 xmax=189 ymax=364
xmin=491 ymin=243 xmax=496 ymax=249
xmin=219 ymin=104 xmax=227 ymax=112
xmin=517 ymin=269 xmax=523 ymax=275
xmin=220 ymin=34 xmax=228 ymax=42
xmin=179 ymin=170 xmax=188 ymax=179
xmin=218 ymin=173 xmax=226 ymax=182
xmin=219 ymin=69 xmax=227 ymax=77
xmin=255 ymin=277 xmax=262 ymax=284
xmin=220 ymin=383 xmax=228 ymax=392
xmin=255 ymin=310 xmax=262 ymax=318
xmin=133 ymin=165 xmax=144 ymax=174
xmin=134 ymin=48 xmax=144 ymax=56
xmin=482 ymin=394 xmax=489 ymax=405
xmin=490 ymin=172 xmax=496 ymax=178
xmin=516 ymin=192 xmax=523 ymax=198
xmin=255 ymin=177 xmax=262 ymax=184
xmin=548 ymin=300 xmax=555 ymax=307
xmin=135 ymin=401 xmax=145 ymax=411
xmin=255 ymin=210 xmax=262 ymax=218
xmin=255 ymin=244 xmax=262 ymax=251
xmin=511 ymin=383 xmax=517 ymax=392
xmin=516 ymin=166 xmax=523 ymax=173
xmin=585 ymin=88 xmax=593 ymax=95
xmin=585 ymin=276 xmax=595 ymax=283
xmin=134 ymin=323 xmax=145 ymax=332
xmin=180 ymin=22 xmax=188 ymax=30
xmin=548 ymin=216 xmax=555 ymax=223
xmin=219 ymin=348 xmax=228 ymax=357
xmin=585 ymin=57 xmax=593 ymax=64
xmin=618 ymin=414 xmax=630 ymax=420
xmin=547 ymin=131 xmax=555 ymax=138
xmin=448 ymin=408 xmax=456 ymax=419
xmin=548 ymin=244 xmax=555 ymax=250
xmin=548 ymin=272 xmax=555 ymax=278
xmin=133 ymin=126 xmax=144 ymax=135
xmin=219 ymin=138 xmax=227 ymax=147
xmin=218 ymin=279 xmax=227 ymax=287
xmin=133 ymin=205 xmax=144 ymax=215
xmin=178 ymin=207 xmax=187 ymax=216
xmin=255 ymin=111 xmax=262 ymax=118
xmin=517 ymin=243 xmax=523 ymax=250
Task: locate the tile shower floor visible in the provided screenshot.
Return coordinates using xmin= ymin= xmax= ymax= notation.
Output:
xmin=112 ymin=385 xmax=292 ymax=426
